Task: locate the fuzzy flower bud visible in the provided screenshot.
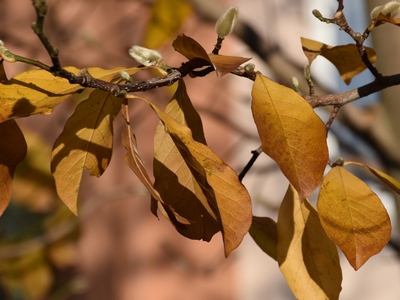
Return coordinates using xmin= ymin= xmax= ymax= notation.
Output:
xmin=215 ymin=6 xmax=238 ymax=38
xmin=129 ymin=45 xmax=163 ymax=67
xmin=291 ymin=76 xmax=300 ymax=92
xmin=119 ymin=71 xmax=132 ymax=82
xmin=370 ymin=1 xmax=400 ymax=19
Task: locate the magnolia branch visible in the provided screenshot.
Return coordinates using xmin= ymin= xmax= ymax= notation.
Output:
xmin=307 ymin=73 xmax=400 ymax=108
xmin=55 ymin=58 xmax=211 ymax=96
xmin=31 ymin=0 xmax=61 ymax=70
xmin=0 ymin=0 xmax=394 ymax=109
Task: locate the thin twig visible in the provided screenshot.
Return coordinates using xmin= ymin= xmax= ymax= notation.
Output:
xmin=333 ymin=10 xmax=383 ymax=80
xmin=212 ymin=36 xmax=224 ymax=54
xmin=325 ymin=105 xmax=340 ymax=134
xmin=306 ymin=73 xmax=400 ymax=108
xmin=31 ymin=0 xmax=61 ymax=71
xmin=337 ymin=0 xmax=344 ymax=12
xmin=238 ymin=145 xmax=263 ymax=182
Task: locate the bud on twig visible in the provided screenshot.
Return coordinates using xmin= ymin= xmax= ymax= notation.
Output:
xmin=244 ymin=63 xmax=255 ymax=75
xmin=370 ymin=1 xmax=400 ymax=19
xmin=334 ymin=157 xmax=345 ymax=167
xmin=303 ymin=65 xmax=315 ymax=96
xmin=215 ymin=6 xmax=238 ymax=39
xmin=0 ymin=40 xmax=16 ymax=63
xmin=119 ymin=71 xmax=133 ymax=83
xmin=303 ymin=65 xmax=311 ymax=80
xmin=129 ymin=45 xmax=163 ymax=67
xmin=291 ymin=76 xmax=300 ymax=92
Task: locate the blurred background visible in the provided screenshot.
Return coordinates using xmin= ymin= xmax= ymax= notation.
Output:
xmin=0 ymin=0 xmax=400 ymax=299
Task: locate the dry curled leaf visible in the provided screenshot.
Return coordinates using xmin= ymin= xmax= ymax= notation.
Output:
xmin=153 ymin=80 xmax=219 ymax=241
xmin=344 ymin=161 xmax=400 ymax=194
xmin=301 ymin=37 xmax=377 ymax=85
xmin=131 ymin=94 xmax=252 ymax=256
xmin=172 ymin=34 xmax=211 ymax=62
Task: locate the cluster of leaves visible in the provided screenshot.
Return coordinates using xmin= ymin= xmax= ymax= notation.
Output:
xmin=2 ymin=0 xmax=400 ymax=298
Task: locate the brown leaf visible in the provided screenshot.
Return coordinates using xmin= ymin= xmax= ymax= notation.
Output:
xmin=121 ymin=99 xmax=164 ymax=203
xmin=301 ymin=37 xmax=377 ymax=85
xmin=133 ymin=95 xmax=252 ymax=256
xmin=251 ymin=73 xmax=328 ymax=199
xmin=0 ymin=59 xmax=8 ymax=83
xmin=208 ymin=54 xmax=251 ymax=78
xmin=345 ymin=161 xmax=400 ymax=194
xmin=172 ymin=34 xmax=211 ymax=62
xmin=0 ymin=120 xmax=27 ymax=215
xmin=278 ymin=185 xmax=342 ymax=300
xmin=153 ymin=79 xmax=219 ymax=241
xmin=374 ymin=13 xmax=400 ymax=27
xmin=51 ymin=90 xmax=122 ymax=215
xmin=249 ymin=216 xmax=278 ymax=261
xmin=318 ymin=166 xmax=391 ymax=270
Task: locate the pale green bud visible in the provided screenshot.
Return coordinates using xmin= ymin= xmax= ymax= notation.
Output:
xmin=0 ymin=40 xmax=8 ymax=54
xmin=215 ymin=6 xmax=238 ymax=38
xmin=129 ymin=45 xmax=163 ymax=67
xmin=303 ymin=65 xmax=311 ymax=80
xmin=334 ymin=157 xmax=345 ymax=167
xmin=119 ymin=71 xmax=132 ymax=82
xmin=244 ymin=63 xmax=255 ymax=74
xmin=291 ymin=76 xmax=300 ymax=92
xmin=0 ymin=40 xmax=16 ymax=63
xmin=370 ymin=1 xmax=400 ymax=19
xmin=312 ymin=9 xmax=323 ymax=19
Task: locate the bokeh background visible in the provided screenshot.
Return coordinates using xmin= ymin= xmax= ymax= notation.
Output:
xmin=1 ymin=0 xmax=400 ymax=299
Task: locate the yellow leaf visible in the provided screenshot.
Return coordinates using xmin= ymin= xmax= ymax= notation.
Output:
xmin=208 ymin=54 xmax=251 ymax=78
xmin=144 ymin=0 xmax=192 ymax=49
xmin=153 ymin=79 xmax=219 ymax=241
xmin=132 ymin=95 xmax=252 ymax=256
xmin=0 ymin=67 xmax=79 ymax=122
xmin=172 ymin=34 xmax=211 ymax=62
xmin=251 ymin=74 xmax=328 ymax=199
xmin=277 ymin=185 xmax=342 ymax=300
xmin=301 ymin=37 xmax=377 ymax=85
xmin=0 ymin=66 xmax=138 ymax=122
xmin=318 ymin=166 xmax=392 ymax=270
xmin=344 ymin=161 xmax=400 ymax=194
xmin=51 ymin=90 xmax=122 ymax=215
xmin=0 ymin=120 xmax=27 ymax=215
xmin=248 ymin=216 xmax=278 ymax=261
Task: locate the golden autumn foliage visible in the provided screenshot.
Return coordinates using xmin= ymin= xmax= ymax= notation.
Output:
xmin=1 ymin=1 xmax=400 ymax=299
